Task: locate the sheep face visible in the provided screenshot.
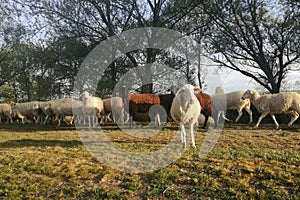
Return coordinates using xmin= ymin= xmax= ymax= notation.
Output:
xmin=32 ymin=103 xmax=39 ymax=110
xmin=80 ymin=91 xmax=92 ymax=102
xmin=44 ymin=103 xmax=51 ymax=110
xmin=242 ymin=90 xmax=254 ymax=101
xmin=176 ymin=84 xmax=199 ymax=110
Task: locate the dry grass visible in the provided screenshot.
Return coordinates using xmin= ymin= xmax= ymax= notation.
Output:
xmin=0 ymin=123 xmax=299 ymax=199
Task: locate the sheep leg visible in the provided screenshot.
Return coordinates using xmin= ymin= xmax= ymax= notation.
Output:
xmin=221 ymin=111 xmax=233 ymax=123
xmin=57 ymin=116 xmax=62 ymax=126
xmin=270 ymin=114 xmax=280 ymax=129
xmin=234 ymin=109 xmax=243 ymax=122
xmin=244 ymin=107 xmax=253 ymax=124
xmin=288 ymin=111 xmax=299 ymax=127
xmin=255 ymin=113 xmax=268 ymax=128
xmin=216 ymin=111 xmax=222 ymax=125
xmin=155 ymin=113 xmax=161 ymax=128
xmin=88 ymin=116 xmax=91 ymax=128
xmin=201 ymin=110 xmax=210 ymax=128
xmin=180 ymin=124 xmax=186 ymax=148
xmin=43 ymin=115 xmax=49 ymax=125
xmin=8 ymin=116 xmax=13 ymax=124
xmin=93 ymin=115 xmax=97 ymax=127
xmin=190 ymin=125 xmax=196 ymax=148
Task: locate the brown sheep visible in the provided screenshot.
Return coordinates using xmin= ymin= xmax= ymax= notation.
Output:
xmin=121 ymin=87 xmax=162 ymax=127
xmin=195 ymin=92 xmax=213 ymax=128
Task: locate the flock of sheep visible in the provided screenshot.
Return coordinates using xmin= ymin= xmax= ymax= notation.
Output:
xmin=0 ymin=84 xmax=300 ymax=147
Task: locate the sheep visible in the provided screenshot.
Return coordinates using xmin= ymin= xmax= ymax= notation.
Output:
xmin=43 ymin=98 xmax=76 ymax=126
xmin=242 ymin=90 xmax=300 ymax=129
xmin=101 ymin=97 xmax=124 ymax=124
xmin=170 ymin=84 xmax=201 ymax=148
xmin=198 ymin=113 xmax=215 ymax=127
xmin=121 ymin=87 xmax=162 ymax=127
xmin=0 ymin=103 xmax=13 ymax=124
xmin=159 ymin=87 xmax=212 ymax=129
xmin=81 ymin=106 xmax=100 ymax=128
xmin=80 ymin=91 xmax=104 ymax=128
xmin=12 ymin=101 xmax=43 ymax=124
xmin=32 ymin=101 xmax=55 ymax=124
xmin=211 ymin=91 xmax=253 ymax=125
xmin=195 ymin=92 xmax=213 ymax=128
xmin=12 ymin=108 xmax=29 ymax=124
xmin=158 ymin=86 xmax=177 ymax=122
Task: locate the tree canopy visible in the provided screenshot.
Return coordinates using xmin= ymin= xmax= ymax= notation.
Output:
xmin=0 ymin=0 xmax=299 ymax=102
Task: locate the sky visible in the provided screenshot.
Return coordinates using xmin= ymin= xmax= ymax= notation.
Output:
xmin=218 ymin=70 xmax=300 ymax=93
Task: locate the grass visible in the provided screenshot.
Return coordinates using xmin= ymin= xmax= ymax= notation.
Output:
xmin=0 ymin=123 xmax=299 ymax=199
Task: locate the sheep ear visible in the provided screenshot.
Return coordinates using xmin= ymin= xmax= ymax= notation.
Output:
xmin=194 ymin=87 xmax=202 ymax=93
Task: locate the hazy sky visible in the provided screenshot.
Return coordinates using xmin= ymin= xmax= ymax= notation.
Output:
xmin=219 ymin=70 xmax=300 ymax=93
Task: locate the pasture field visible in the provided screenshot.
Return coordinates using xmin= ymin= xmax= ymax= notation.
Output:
xmin=0 ymin=123 xmax=299 ymax=199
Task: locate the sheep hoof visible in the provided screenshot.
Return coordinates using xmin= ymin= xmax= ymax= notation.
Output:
xmin=191 ymin=145 xmax=196 ymax=148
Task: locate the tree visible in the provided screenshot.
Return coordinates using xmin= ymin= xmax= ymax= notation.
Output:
xmin=200 ymin=0 xmax=300 ymax=93
xmin=11 ymin=0 xmax=205 ymax=94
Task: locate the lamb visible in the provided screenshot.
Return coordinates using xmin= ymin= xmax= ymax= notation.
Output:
xmin=170 ymin=84 xmax=201 ymax=148
xmin=121 ymin=87 xmax=162 ymax=127
xmin=211 ymin=91 xmax=253 ymax=125
xmin=80 ymin=91 xmax=104 ymax=128
xmin=101 ymin=97 xmax=124 ymax=124
xmin=0 ymin=103 xmax=13 ymax=124
xmin=242 ymin=90 xmax=300 ymax=129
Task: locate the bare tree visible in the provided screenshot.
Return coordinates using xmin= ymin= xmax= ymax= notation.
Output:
xmin=201 ymin=0 xmax=299 ymax=93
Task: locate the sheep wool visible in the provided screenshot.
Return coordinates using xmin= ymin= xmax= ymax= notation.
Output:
xmin=171 ymin=84 xmax=201 ymax=148
xmin=242 ymin=90 xmax=300 ymax=129
xmin=0 ymin=103 xmax=13 ymax=124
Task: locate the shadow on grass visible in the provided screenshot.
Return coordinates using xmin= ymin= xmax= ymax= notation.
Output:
xmin=0 ymin=139 xmax=83 ymax=148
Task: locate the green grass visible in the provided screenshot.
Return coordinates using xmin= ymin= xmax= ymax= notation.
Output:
xmin=0 ymin=123 xmax=299 ymax=199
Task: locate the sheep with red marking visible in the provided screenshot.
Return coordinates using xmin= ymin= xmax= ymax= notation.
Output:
xmin=170 ymin=84 xmax=201 ymax=148
xmin=195 ymin=92 xmax=213 ymax=128
xmin=122 ymin=87 xmax=162 ymax=127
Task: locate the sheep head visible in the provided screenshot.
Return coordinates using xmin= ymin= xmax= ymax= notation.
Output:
xmin=176 ymin=84 xmax=199 ymax=111
xmin=242 ymin=90 xmax=256 ymax=101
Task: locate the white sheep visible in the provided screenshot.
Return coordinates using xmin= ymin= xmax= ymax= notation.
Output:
xmin=12 ymin=101 xmax=43 ymax=124
xmin=212 ymin=91 xmax=253 ymax=125
xmin=44 ymin=98 xmax=76 ymax=126
xmin=0 ymin=103 xmax=13 ymax=124
xmin=80 ymin=91 xmax=104 ymax=128
xmin=242 ymin=89 xmax=300 ymax=129
xmin=101 ymin=97 xmax=124 ymax=124
xmin=170 ymin=84 xmax=201 ymax=148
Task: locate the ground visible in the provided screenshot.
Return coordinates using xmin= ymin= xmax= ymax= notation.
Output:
xmin=0 ymin=123 xmax=299 ymax=199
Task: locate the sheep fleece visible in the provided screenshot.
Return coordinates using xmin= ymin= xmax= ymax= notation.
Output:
xmin=254 ymin=92 xmax=300 ymax=114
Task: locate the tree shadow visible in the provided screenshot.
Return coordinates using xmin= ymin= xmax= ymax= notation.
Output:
xmin=0 ymin=139 xmax=83 ymax=148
